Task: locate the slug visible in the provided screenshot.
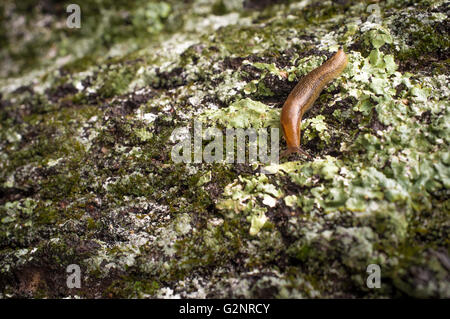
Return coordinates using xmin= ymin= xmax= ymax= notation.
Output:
xmin=280 ymin=49 xmax=348 ymax=158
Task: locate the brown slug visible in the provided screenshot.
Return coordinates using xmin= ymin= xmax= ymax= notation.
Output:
xmin=280 ymin=49 xmax=348 ymax=158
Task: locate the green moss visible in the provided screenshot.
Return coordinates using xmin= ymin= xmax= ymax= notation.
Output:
xmin=104 ymin=276 xmax=162 ymax=298
xmin=97 ymin=65 xmax=138 ymax=99
xmin=61 ymin=56 xmax=97 ymax=74
xmin=396 ymin=18 xmax=449 ymax=68
xmin=0 ymin=0 xmax=448 ymax=299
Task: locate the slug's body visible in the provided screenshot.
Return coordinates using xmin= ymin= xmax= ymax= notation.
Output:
xmin=280 ymin=49 xmax=348 ymax=158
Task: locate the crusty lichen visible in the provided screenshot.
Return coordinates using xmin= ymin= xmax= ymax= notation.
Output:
xmin=0 ymin=0 xmax=448 ymax=298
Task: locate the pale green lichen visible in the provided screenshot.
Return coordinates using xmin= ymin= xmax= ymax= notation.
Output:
xmin=0 ymin=0 xmax=448 ymax=299
xmin=200 ymin=98 xmax=279 ymax=129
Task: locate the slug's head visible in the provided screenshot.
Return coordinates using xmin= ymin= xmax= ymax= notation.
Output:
xmin=331 ymin=48 xmax=348 ymax=74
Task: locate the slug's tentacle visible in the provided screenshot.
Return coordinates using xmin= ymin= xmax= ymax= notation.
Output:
xmin=280 ymin=49 xmax=348 ymax=158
